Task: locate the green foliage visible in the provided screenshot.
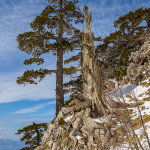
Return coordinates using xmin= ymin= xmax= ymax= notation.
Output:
xmin=97 ymin=7 xmax=150 ymax=80
xmin=58 ymin=118 xmax=66 ymax=125
xmin=63 ymin=50 xmax=83 ymax=94
xmin=114 ymin=7 xmax=150 ymax=31
xmin=63 ymin=74 xmax=83 ymax=94
xmin=64 ymin=99 xmax=72 ymax=106
xmin=24 ymin=58 xmax=44 ymax=65
xmin=20 ymin=147 xmax=31 ymax=150
xmin=16 ymin=122 xmax=48 ymax=150
xmin=64 ymin=53 xmax=81 ymax=65
xmin=16 ymin=69 xmax=52 ymax=85
xmin=17 ymin=0 xmax=84 ymax=85
xmin=63 ymin=66 xmax=77 ymax=75
xmin=17 ymin=1 xmax=84 ymax=116
xmin=115 ymin=48 xmax=130 ymax=80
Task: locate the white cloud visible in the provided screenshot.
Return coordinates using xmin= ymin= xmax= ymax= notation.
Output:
xmin=13 ymin=101 xmax=55 ymax=114
xmin=0 ymin=71 xmax=56 ymax=103
xmin=0 ymin=0 xmax=48 ymax=65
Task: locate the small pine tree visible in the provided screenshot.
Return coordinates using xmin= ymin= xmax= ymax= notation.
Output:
xmin=15 ymin=122 xmax=48 ymax=150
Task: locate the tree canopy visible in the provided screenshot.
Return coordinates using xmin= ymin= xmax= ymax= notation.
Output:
xmin=16 ymin=0 xmax=84 ymax=115
xmin=15 ymin=122 xmax=48 ymax=150
xmin=97 ymin=7 xmax=150 ymax=80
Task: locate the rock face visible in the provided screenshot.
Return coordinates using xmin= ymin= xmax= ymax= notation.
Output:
xmin=35 ymin=103 xmax=117 ymax=150
xmin=124 ymin=40 xmax=150 ymax=84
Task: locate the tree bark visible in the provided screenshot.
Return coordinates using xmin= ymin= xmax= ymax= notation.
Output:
xmin=36 ymin=129 xmax=40 ymax=147
xmin=56 ymin=0 xmax=64 ymax=116
xmin=81 ymin=6 xmax=112 ymax=115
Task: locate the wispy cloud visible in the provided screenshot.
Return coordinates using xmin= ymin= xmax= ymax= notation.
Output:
xmin=13 ymin=101 xmax=55 ymax=114
xmin=0 ymin=71 xmax=56 ymax=103
xmin=0 ymin=127 xmax=3 ymax=130
xmin=79 ymin=0 xmax=150 ymax=38
xmin=0 ymin=0 xmax=47 ymax=64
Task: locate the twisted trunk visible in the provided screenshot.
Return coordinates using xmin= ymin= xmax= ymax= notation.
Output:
xmin=81 ymin=6 xmax=112 ymax=115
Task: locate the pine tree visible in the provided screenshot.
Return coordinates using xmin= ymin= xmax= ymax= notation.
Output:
xmin=15 ymin=122 xmax=48 ymax=150
xmin=96 ymin=7 xmax=150 ymax=80
xmin=16 ymin=0 xmax=84 ymax=116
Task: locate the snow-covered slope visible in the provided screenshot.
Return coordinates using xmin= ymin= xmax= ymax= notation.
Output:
xmin=106 ymin=78 xmax=150 ymax=149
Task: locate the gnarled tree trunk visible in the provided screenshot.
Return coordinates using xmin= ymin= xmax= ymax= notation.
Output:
xmin=81 ymin=6 xmax=113 ymax=116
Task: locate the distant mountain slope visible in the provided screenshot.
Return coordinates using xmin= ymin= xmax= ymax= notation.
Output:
xmin=0 ymin=137 xmax=24 ymax=150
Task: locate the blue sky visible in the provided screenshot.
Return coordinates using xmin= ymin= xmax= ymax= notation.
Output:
xmin=0 ymin=0 xmax=150 ymax=141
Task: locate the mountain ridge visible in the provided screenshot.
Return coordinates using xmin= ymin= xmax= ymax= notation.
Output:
xmin=0 ymin=136 xmax=24 ymax=150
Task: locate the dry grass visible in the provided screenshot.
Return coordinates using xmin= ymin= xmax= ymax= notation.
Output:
xmin=141 ymin=76 xmax=148 ymax=82
xmin=145 ymin=82 xmax=150 ymax=87
xmin=131 ymin=114 xmax=150 ymax=129
xmin=94 ymin=136 xmax=102 ymax=148
xmin=140 ymin=81 xmax=148 ymax=86
xmin=141 ymin=106 xmax=146 ymax=110
xmin=125 ymin=94 xmax=132 ymax=98
xmin=145 ymin=89 xmax=150 ymax=95
xmin=127 ymin=101 xmax=144 ymax=107
xmin=143 ymin=97 xmax=150 ymax=101
xmin=138 ymin=93 xmax=144 ymax=97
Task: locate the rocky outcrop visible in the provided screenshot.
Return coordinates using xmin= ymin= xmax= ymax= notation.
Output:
xmin=124 ymin=39 xmax=150 ymax=84
xmin=35 ymin=99 xmax=119 ymax=150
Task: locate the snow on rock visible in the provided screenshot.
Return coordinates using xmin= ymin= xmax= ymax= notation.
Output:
xmin=64 ymin=115 xmax=73 ymax=122
xmin=106 ymin=78 xmax=150 ymax=149
xmin=132 ymin=85 xmax=149 ymax=97
xmin=75 ymin=135 xmax=82 ymax=140
xmin=107 ymin=80 xmax=150 ymax=103
xmin=91 ymin=116 xmax=111 ymax=124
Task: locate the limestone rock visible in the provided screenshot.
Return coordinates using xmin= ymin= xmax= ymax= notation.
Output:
xmin=124 ymin=40 xmax=150 ymax=84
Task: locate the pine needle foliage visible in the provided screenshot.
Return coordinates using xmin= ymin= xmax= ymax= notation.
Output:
xmin=16 ymin=0 xmax=84 ymax=115
xmin=96 ymin=7 xmax=150 ymax=80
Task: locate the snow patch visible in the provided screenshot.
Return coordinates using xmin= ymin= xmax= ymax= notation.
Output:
xmin=107 ymin=78 xmax=150 ymax=149
xmin=75 ymin=135 xmax=82 ymax=140
xmin=91 ymin=116 xmax=110 ymax=123
xmin=132 ymin=85 xmax=149 ymax=97
xmin=64 ymin=115 xmax=73 ymax=122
